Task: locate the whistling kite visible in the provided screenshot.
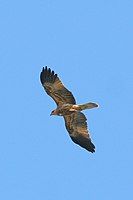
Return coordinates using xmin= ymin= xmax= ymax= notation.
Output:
xmin=40 ymin=67 xmax=98 ymax=153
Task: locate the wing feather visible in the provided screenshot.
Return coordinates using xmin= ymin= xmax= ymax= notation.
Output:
xmin=40 ymin=67 xmax=76 ymax=106
xmin=64 ymin=112 xmax=95 ymax=153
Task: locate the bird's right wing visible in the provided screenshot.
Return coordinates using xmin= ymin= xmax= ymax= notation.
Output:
xmin=64 ymin=112 xmax=95 ymax=153
xmin=40 ymin=67 xmax=76 ymax=106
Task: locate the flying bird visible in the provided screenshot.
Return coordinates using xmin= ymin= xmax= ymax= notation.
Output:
xmin=40 ymin=66 xmax=98 ymax=153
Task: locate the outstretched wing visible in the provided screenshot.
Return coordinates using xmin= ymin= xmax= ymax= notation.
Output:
xmin=40 ymin=67 xmax=76 ymax=106
xmin=64 ymin=112 xmax=95 ymax=153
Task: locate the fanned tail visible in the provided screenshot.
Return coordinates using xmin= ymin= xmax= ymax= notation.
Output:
xmin=78 ymin=102 xmax=99 ymax=111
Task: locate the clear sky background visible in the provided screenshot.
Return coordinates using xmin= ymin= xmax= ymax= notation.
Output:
xmin=0 ymin=0 xmax=133 ymax=199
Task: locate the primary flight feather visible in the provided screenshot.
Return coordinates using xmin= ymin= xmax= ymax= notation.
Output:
xmin=40 ymin=66 xmax=98 ymax=153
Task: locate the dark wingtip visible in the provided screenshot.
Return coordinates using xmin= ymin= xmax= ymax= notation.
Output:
xmin=83 ymin=140 xmax=95 ymax=153
xmin=42 ymin=66 xmax=48 ymax=72
xmin=40 ymin=66 xmax=57 ymax=85
xmin=90 ymin=148 xmax=95 ymax=153
xmin=42 ymin=66 xmax=46 ymax=72
xmin=89 ymin=141 xmax=95 ymax=153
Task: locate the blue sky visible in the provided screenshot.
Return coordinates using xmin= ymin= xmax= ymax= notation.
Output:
xmin=0 ymin=0 xmax=133 ymax=199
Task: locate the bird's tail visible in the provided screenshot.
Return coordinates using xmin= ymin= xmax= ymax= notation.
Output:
xmin=78 ymin=102 xmax=99 ymax=111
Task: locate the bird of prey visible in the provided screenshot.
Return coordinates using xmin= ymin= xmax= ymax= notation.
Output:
xmin=40 ymin=66 xmax=98 ymax=153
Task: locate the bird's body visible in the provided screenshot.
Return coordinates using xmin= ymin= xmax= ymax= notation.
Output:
xmin=51 ymin=103 xmax=76 ymax=116
xmin=51 ymin=103 xmax=98 ymax=116
xmin=40 ymin=66 xmax=98 ymax=153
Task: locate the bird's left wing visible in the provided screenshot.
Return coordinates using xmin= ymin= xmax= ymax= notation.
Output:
xmin=64 ymin=112 xmax=95 ymax=153
xmin=40 ymin=67 xmax=76 ymax=106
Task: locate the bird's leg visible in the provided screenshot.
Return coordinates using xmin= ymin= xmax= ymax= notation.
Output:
xmin=69 ymin=105 xmax=81 ymax=112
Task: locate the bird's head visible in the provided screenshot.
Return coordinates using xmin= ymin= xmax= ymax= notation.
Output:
xmin=50 ymin=110 xmax=57 ymax=116
xmin=50 ymin=109 xmax=62 ymax=116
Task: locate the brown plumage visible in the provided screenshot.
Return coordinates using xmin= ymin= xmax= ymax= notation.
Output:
xmin=40 ymin=66 xmax=98 ymax=153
